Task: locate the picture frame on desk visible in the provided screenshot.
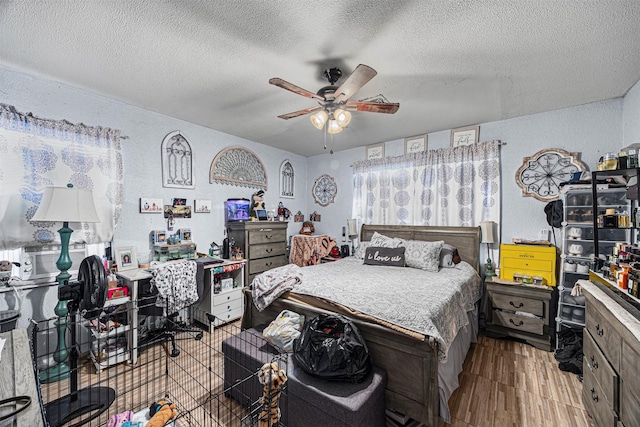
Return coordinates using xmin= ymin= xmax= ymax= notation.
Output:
xmin=115 ymin=246 xmax=137 ymax=271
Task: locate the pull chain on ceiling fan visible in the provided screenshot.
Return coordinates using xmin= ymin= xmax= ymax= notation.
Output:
xmin=269 ymin=64 xmax=400 ymax=134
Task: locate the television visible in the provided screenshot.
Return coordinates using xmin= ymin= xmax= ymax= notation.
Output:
xmin=225 ymin=198 xmax=251 ymax=223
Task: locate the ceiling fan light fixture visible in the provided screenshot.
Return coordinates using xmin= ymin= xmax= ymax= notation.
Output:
xmin=334 ymin=109 xmax=351 ymax=127
xmin=310 ymin=110 xmax=328 ymax=129
xmin=327 ymin=119 xmax=343 ymax=134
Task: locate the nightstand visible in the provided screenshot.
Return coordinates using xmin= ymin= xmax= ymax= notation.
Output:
xmin=485 ymin=277 xmax=556 ymax=351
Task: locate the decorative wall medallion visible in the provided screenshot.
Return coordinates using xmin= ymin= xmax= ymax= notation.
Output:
xmin=209 ymin=146 xmax=267 ymax=190
xmin=312 ymin=174 xmax=337 ymax=206
xmin=515 ymin=148 xmax=587 ymax=201
xmin=162 ymin=131 xmax=194 ymax=189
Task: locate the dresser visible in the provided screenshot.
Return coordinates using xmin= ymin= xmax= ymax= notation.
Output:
xmin=499 ymin=243 xmax=558 ymax=286
xmin=227 ymin=221 xmax=288 ymax=287
xmin=580 ymin=278 xmax=640 ymax=427
xmin=485 ymin=277 xmax=555 ymax=350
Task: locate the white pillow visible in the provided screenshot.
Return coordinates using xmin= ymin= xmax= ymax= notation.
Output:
xmin=403 ymin=240 xmax=444 ymax=272
xmin=369 ymin=231 xmax=404 ymax=248
xmin=354 ymin=241 xmax=371 ymax=259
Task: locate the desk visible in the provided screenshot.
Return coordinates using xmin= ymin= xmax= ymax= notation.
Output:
xmin=116 ymin=259 xmax=246 ymax=363
xmin=0 ymin=328 xmax=45 ymax=426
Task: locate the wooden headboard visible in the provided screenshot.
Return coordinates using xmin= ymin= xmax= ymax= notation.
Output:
xmin=360 ymin=224 xmax=481 ymax=272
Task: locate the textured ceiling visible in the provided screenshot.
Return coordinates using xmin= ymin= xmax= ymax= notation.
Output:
xmin=1 ymin=1 xmax=640 ymax=157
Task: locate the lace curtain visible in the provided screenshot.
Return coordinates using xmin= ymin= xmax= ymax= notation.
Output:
xmin=352 ymin=140 xmax=501 ymax=226
xmin=0 ymin=104 xmax=123 ymax=250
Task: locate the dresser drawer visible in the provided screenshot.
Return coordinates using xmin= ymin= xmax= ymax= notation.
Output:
xmin=583 ymin=363 xmax=619 ymax=427
xmin=212 ymin=296 xmax=242 ymax=316
xmin=620 ymin=340 xmax=640 ymax=427
xmin=248 ymin=228 xmax=287 ymax=245
xmin=212 ymin=288 xmax=242 ymax=306
xmin=212 ymin=306 xmax=243 ymax=327
xmin=248 ymin=255 xmax=288 ymax=275
xmin=489 ymin=292 xmax=544 ymax=317
xmin=584 ymin=329 xmax=618 ymax=410
xmin=492 ymin=310 xmax=544 ymax=335
xmin=586 ymin=297 xmax=622 ymax=372
xmin=249 ymin=242 xmax=286 ymax=260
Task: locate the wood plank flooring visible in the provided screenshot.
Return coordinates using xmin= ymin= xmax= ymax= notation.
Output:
xmin=444 ymin=335 xmax=593 ymax=427
xmin=38 ymin=321 xmax=593 ymax=427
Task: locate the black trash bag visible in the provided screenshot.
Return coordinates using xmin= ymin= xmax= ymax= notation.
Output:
xmin=293 ymin=314 xmax=371 ymax=383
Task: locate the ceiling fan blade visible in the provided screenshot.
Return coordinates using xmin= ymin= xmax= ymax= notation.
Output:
xmin=277 ymin=106 xmax=322 ymax=120
xmin=269 ymin=78 xmax=324 ymax=101
xmin=333 ymin=64 xmax=377 ymax=104
xmin=346 ymin=101 xmax=400 ymax=114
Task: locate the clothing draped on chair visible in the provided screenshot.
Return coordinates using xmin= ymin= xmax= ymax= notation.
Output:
xmin=150 ymin=261 xmax=199 ymax=314
xmin=352 ymin=140 xmax=501 ymax=226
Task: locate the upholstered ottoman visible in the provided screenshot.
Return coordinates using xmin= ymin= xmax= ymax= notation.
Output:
xmin=221 ymin=327 xmax=288 ymax=414
xmin=222 ymin=328 xmax=387 ymax=427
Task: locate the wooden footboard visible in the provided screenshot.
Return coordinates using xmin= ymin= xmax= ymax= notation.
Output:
xmin=241 ymin=289 xmax=441 ymax=427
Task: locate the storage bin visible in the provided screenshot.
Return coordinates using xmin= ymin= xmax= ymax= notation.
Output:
xmin=0 ymin=310 xmax=19 ymax=332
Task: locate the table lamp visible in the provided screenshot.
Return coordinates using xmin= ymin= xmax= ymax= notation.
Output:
xmin=31 ymin=183 xmax=100 ymax=383
xmin=480 ymin=221 xmax=496 ymax=277
xmin=347 ymin=219 xmax=358 ymax=256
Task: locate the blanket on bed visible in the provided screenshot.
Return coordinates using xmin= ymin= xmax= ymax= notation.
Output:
xmin=293 ymin=257 xmax=482 ymax=361
xmin=252 ymin=264 xmax=303 ymax=311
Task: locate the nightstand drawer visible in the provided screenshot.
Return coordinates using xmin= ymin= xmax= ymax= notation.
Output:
xmin=584 ymin=330 xmax=618 ymax=410
xmin=492 ymin=310 xmax=544 ymax=335
xmin=212 ymin=306 xmax=243 ymax=327
xmin=248 ymin=229 xmax=287 ymax=245
xmin=489 ymin=292 xmax=544 ymax=317
xmin=248 ymin=255 xmax=288 ymax=275
xmin=249 ymin=242 xmax=287 ymax=259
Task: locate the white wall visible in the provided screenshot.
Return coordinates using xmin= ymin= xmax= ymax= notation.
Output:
xmin=623 ymin=79 xmax=640 ymax=146
xmin=307 ymin=99 xmax=624 ymax=252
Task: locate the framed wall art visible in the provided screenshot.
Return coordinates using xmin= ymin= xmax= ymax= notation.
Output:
xmin=140 ymin=198 xmax=163 ymax=213
xmin=366 ymin=143 xmax=384 ymax=160
xmin=404 ymin=134 xmax=427 ymax=154
xmin=450 ymin=125 xmax=480 ymax=147
xmin=194 ymin=199 xmax=211 ymax=213
xmin=115 ymin=246 xmax=137 ymax=271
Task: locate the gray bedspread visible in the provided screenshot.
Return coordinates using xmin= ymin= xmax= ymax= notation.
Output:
xmin=293 ymin=257 xmax=482 ymax=361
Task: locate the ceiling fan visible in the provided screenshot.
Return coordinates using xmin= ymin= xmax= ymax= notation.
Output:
xmin=269 ymin=64 xmax=400 ymax=134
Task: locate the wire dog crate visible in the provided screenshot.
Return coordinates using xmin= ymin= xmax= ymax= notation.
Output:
xmin=32 ymin=296 xmax=288 ymax=427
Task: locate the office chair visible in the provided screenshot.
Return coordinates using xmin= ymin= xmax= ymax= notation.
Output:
xmin=138 ymin=260 xmax=203 ymax=357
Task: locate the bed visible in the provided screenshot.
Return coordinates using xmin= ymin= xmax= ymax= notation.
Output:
xmin=241 ymin=224 xmax=482 ymax=426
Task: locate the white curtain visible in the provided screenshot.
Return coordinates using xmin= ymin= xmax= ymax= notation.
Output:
xmin=352 ymin=140 xmax=501 ymax=226
xmin=0 ymin=104 xmax=123 ymax=250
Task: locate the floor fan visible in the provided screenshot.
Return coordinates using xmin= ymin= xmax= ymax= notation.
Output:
xmin=44 ymin=255 xmax=116 ymax=427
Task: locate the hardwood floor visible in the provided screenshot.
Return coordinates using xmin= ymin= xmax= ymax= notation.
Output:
xmin=444 ymin=335 xmax=593 ymax=427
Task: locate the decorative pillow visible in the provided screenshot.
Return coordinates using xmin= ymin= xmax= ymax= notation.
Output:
xmin=369 ymin=231 xmax=404 ymax=248
xmin=354 ymin=241 xmax=371 ymax=259
xmin=363 ymin=247 xmax=406 ymax=267
xmin=440 ymin=243 xmax=462 ymax=268
xmin=403 ymin=240 xmax=444 ymax=272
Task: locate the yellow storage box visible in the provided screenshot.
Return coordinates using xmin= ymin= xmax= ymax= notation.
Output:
xmin=499 ymin=244 xmax=558 ymax=286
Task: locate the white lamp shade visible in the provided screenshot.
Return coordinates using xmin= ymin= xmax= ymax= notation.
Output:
xmin=32 ymin=185 xmax=100 ymax=223
xmin=334 ymin=109 xmax=352 ymax=127
xmin=327 ymin=119 xmax=343 ymax=134
xmin=310 ymin=110 xmax=328 ymax=130
xmin=480 ymin=221 xmax=496 ymax=244
xmin=347 ymin=219 xmax=358 ymax=237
